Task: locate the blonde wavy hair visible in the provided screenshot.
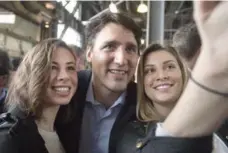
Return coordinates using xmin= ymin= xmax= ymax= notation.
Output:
xmin=136 ymin=43 xmax=188 ymax=122
xmin=6 ymin=38 xmax=76 ymax=119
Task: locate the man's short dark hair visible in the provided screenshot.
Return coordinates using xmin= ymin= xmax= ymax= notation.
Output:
xmin=172 ymin=23 xmax=201 ymax=60
xmin=85 ymin=11 xmax=142 ymax=53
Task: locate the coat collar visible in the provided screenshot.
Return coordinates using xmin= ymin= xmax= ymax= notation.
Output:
xmin=5 ymin=106 xmax=48 ymax=153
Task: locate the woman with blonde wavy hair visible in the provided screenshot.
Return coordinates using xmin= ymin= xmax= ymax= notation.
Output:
xmin=136 ymin=43 xmax=188 ymax=122
xmin=0 ymin=38 xmax=78 ymax=153
xmin=116 ymin=43 xmax=188 ymax=153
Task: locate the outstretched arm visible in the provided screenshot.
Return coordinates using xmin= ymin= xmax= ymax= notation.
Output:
xmin=163 ymin=1 xmax=228 ymax=137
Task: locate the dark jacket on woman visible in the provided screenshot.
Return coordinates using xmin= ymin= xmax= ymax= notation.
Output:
xmin=0 ymin=88 xmax=7 ymax=114
xmin=0 ymin=108 xmax=64 ymax=153
xmin=116 ymin=120 xmax=213 ymax=153
xmin=0 ymin=98 xmax=5 ymax=114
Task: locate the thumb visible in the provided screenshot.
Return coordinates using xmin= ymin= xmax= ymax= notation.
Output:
xmin=193 ymin=1 xmax=220 ymax=22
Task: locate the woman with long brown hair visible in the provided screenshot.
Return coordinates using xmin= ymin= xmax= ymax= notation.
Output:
xmin=0 ymin=38 xmax=78 ymax=153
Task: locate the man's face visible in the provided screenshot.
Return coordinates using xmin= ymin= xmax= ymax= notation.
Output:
xmin=87 ymin=23 xmax=139 ymax=93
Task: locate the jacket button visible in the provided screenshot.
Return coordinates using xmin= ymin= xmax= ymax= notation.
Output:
xmin=136 ymin=141 xmax=143 ymax=148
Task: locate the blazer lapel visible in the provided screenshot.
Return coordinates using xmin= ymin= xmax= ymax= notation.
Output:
xmin=109 ymin=81 xmax=137 ymax=153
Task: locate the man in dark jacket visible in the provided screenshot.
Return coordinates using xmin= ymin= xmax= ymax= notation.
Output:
xmin=56 ymin=12 xmax=140 ymax=153
xmin=55 ymin=11 xmax=212 ymax=153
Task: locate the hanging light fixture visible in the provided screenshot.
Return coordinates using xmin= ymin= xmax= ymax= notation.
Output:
xmin=109 ymin=1 xmax=118 ymax=13
xmin=141 ymin=38 xmax=145 ymax=45
xmin=137 ymin=0 xmax=148 ymax=13
xmin=45 ymin=22 xmax=50 ymax=28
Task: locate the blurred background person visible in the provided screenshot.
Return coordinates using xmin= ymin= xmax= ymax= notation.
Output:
xmin=0 ymin=66 xmax=9 ymax=113
xmin=0 ymin=50 xmax=12 ymax=113
xmin=172 ymin=23 xmax=201 ymax=70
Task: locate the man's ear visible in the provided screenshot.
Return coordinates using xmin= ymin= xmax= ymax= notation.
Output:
xmin=86 ymin=47 xmax=93 ymax=63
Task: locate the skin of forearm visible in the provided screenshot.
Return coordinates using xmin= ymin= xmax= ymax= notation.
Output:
xmin=162 ymin=50 xmax=228 ymax=137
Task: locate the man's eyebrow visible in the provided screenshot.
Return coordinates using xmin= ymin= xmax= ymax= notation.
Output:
xmin=126 ymin=42 xmax=137 ymax=48
xmin=103 ymin=40 xmax=119 ymax=45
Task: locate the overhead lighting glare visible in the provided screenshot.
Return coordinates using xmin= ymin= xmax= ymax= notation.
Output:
xmin=0 ymin=13 xmax=15 ymax=24
xmin=45 ymin=22 xmax=50 ymax=28
xmin=45 ymin=2 xmax=55 ymax=10
xmin=141 ymin=39 xmax=145 ymax=45
xmin=58 ymin=19 xmax=63 ymax=23
xmin=137 ymin=1 xmax=148 ymax=13
xmin=109 ymin=2 xmax=118 ymax=13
